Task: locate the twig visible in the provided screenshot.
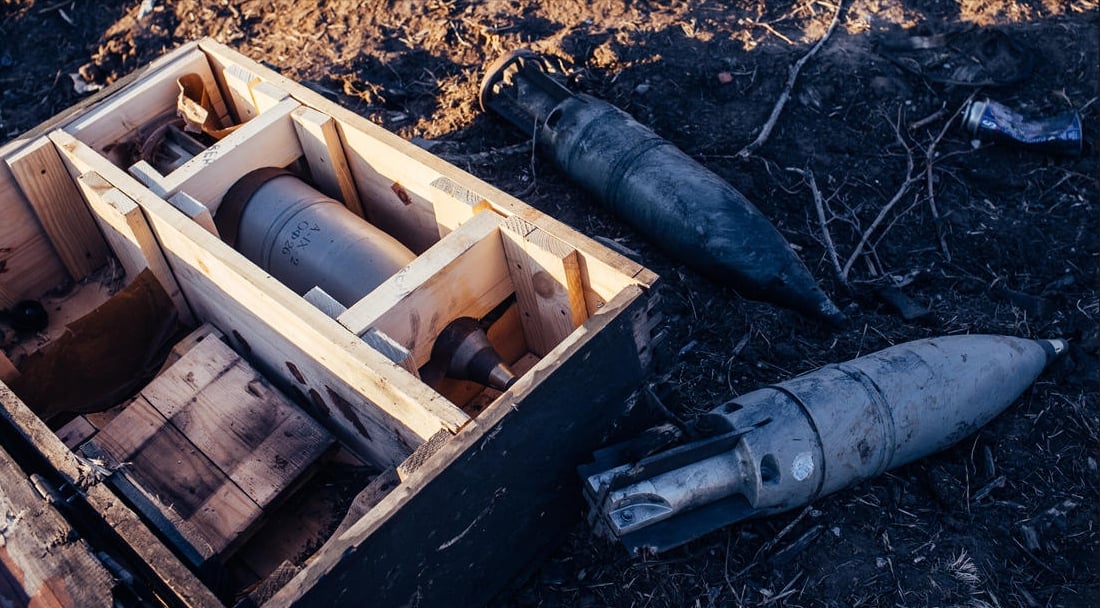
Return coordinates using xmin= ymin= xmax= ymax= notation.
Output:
xmin=787 ymin=167 xmax=845 ymax=285
xmin=840 ymin=108 xmax=919 ymax=281
xmin=509 ymin=118 xmax=541 ymax=199
xmin=737 ymin=0 xmax=845 ymax=157
xmin=750 ymin=21 xmax=796 ymax=45
xmin=909 ymin=104 xmax=947 ymax=131
xmin=735 ymin=505 xmax=814 ymax=577
xmin=923 ymin=93 xmax=976 ymax=263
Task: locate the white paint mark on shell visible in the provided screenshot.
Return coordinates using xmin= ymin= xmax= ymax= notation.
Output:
xmin=792 ymin=451 xmax=814 ymax=481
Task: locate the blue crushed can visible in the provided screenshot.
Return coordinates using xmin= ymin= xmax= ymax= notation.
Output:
xmin=962 ymin=98 xmax=1083 ymax=156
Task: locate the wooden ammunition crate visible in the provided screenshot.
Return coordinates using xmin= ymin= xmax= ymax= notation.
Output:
xmin=0 ymin=39 xmax=658 ymax=607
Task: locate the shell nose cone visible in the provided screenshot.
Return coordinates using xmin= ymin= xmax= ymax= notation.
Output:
xmin=1039 ymin=338 xmax=1069 ymax=363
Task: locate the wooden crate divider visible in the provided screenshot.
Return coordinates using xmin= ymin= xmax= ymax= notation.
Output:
xmin=338 ymin=210 xmax=512 ymax=369
xmin=500 ymin=215 xmax=588 ymax=357
xmin=4 ymin=137 xmax=110 ymax=280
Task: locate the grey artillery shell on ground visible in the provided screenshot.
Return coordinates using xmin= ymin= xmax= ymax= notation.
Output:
xmin=583 ymin=334 xmax=1067 ymax=554
xmin=481 ymin=50 xmax=844 ymax=326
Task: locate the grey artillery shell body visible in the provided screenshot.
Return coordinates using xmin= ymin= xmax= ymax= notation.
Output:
xmin=481 ymin=50 xmax=843 ymax=325
xmin=538 ymin=95 xmax=841 ymax=324
xmin=585 ymin=335 xmax=1064 ymax=553
xmin=219 ymin=169 xmax=416 ymax=307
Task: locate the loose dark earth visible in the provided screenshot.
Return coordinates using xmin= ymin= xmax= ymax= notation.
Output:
xmin=2 ymin=1 xmax=1097 ymax=606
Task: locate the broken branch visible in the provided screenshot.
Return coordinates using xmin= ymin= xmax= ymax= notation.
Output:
xmin=737 ymin=0 xmax=845 ymax=158
xmin=787 ymin=166 xmax=845 ymax=285
xmin=841 ymin=109 xmax=919 ymax=282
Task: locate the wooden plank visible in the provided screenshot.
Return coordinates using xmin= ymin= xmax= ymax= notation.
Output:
xmin=157 ymin=97 xmax=302 ymax=211
xmin=268 ymin=286 xmax=652 ymax=608
xmin=55 ymin=415 xmax=96 ymax=449
xmin=168 ymin=191 xmax=219 ymax=236
xmin=303 ymin=286 xmax=348 ymax=319
xmin=221 ymin=63 xmax=262 ymax=124
xmin=362 ymin=327 xmax=418 ymax=377
xmin=126 ymin=159 xmax=171 ymax=196
xmin=336 ymin=124 xmax=441 ymax=254
xmin=73 ymin=171 xmax=195 ymax=324
xmin=158 ymin=323 xmax=224 ymax=376
xmin=251 ymin=81 xmax=290 ymax=114
xmin=0 ymin=382 xmax=224 ymax=607
xmin=0 ymin=158 xmax=68 ymax=307
xmin=141 ymin=329 xmax=241 ymax=415
xmin=5 ymin=137 xmax=109 ymax=279
xmin=51 ymin=129 xmax=469 ymax=468
xmin=338 ymin=210 xmax=512 ymax=369
xmin=291 ymin=105 xmax=366 ymax=218
xmin=64 ymin=47 xmax=229 ymax=155
xmin=500 ymin=216 xmax=588 ymax=356
xmin=428 ymin=175 xmax=494 ymax=237
xmin=0 ymin=443 xmax=114 ymax=607
xmin=228 ymin=406 xmax=332 ymax=506
xmin=91 ymin=329 xmax=332 ymax=561
xmin=89 ymin=396 xmax=263 ymax=561
xmin=142 ymin=333 xmax=333 ymax=506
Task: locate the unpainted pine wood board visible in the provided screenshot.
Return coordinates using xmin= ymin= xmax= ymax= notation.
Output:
xmin=197 ymin=38 xmax=656 ymax=294
xmin=220 ymin=63 xmax=262 ymax=124
xmin=4 ymin=137 xmax=110 ymax=279
xmin=291 ymin=105 xmax=365 ymax=218
xmin=268 ymin=286 xmax=651 ymax=608
xmin=250 ymin=81 xmax=290 ymax=114
xmin=64 ymin=47 xmax=229 ymax=154
xmin=159 ymin=97 xmax=302 ymax=212
xmin=126 ymin=160 xmax=171 ymax=197
xmin=6 ymin=40 xmax=204 ymax=149
xmin=83 ymin=403 xmax=126 ymax=432
xmin=500 ymin=216 xmax=588 ymax=357
xmin=338 ymin=210 xmax=512 ymax=369
xmin=361 ymin=328 xmax=418 ymax=377
xmin=338 ymin=125 xmax=441 ymax=254
xmin=73 ymin=171 xmax=194 ymax=324
xmin=0 ymin=383 xmax=224 ymax=607
xmin=486 ymin=300 xmax=530 ymax=365
xmin=0 ymin=158 xmax=68 ymax=307
xmin=87 ymin=396 xmax=171 ymax=473
xmin=49 ymin=129 xmax=469 ymax=468
xmin=167 ymin=191 xmax=218 ymax=236
xmin=0 ymin=443 xmax=114 ymax=607
xmin=427 ymin=175 xmax=495 ymax=238
xmin=187 ymin=477 xmax=265 ymax=558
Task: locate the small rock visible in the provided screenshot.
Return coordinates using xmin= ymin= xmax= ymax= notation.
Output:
xmin=716 ymin=71 xmax=733 ymax=84
xmin=633 ymin=83 xmax=651 ymax=95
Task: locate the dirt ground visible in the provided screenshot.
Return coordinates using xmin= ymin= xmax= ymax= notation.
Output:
xmin=2 ymin=0 xmax=1098 ymax=606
